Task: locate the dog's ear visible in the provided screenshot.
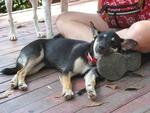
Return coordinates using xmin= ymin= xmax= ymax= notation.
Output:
xmin=112 ymin=32 xmax=124 ymax=42
xmin=90 ymin=21 xmax=98 ymax=39
xmin=121 ymin=39 xmax=138 ymax=51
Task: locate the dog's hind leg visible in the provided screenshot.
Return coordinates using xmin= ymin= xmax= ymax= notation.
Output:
xmin=84 ymin=68 xmax=97 ymax=101
xmin=10 ymin=62 xmax=45 ymax=89
xmin=42 ymin=0 xmax=53 ymax=39
xmin=59 ymin=73 xmax=74 ymax=100
xmin=5 ymin=0 xmax=17 ymax=41
xmin=16 ymin=68 xmax=28 ymax=90
xmin=9 ymin=66 xmax=27 ymax=90
xmin=17 ymin=60 xmax=44 ymax=91
xmin=29 ymin=0 xmax=46 ymax=38
xmin=11 ymin=49 xmax=45 ymax=90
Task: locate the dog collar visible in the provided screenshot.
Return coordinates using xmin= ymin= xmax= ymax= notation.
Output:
xmin=86 ymin=52 xmax=97 ymax=65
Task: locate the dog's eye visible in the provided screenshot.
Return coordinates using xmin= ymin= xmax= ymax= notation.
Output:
xmin=111 ymin=37 xmax=115 ymax=41
xmin=110 ymin=37 xmax=116 ymax=44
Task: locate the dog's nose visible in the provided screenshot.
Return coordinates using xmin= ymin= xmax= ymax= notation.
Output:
xmin=96 ymin=46 xmax=106 ymax=53
xmin=96 ymin=46 xmax=107 ymax=53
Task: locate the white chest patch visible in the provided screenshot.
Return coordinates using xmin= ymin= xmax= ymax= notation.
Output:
xmin=73 ymin=57 xmax=90 ymax=74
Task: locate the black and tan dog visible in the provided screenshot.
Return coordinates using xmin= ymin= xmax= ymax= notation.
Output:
xmin=1 ymin=26 xmax=137 ymax=101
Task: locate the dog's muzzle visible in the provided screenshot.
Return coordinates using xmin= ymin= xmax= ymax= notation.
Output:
xmin=96 ymin=46 xmax=109 ymax=54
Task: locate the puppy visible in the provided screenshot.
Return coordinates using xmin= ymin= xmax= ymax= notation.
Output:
xmin=1 ymin=24 xmax=137 ymax=101
xmin=5 ymin=0 xmax=68 ymax=41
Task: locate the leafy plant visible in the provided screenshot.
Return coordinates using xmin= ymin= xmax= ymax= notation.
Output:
xmin=0 ymin=0 xmax=42 ymax=13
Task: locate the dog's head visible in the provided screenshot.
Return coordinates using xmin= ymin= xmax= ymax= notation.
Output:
xmin=91 ymin=24 xmax=123 ymax=56
xmin=90 ymin=23 xmax=138 ymax=57
xmin=93 ymin=31 xmax=124 ymax=54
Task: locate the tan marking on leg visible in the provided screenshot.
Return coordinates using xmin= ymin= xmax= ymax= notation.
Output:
xmin=59 ymin=74 xmax=74 ymax=100
xmin=17 ymin=49 xmax=44 ymax=90
xmin=10 ymin=68 xmax=27 ymax=90
xmin=17 ymin=68 xmax=27 ymax=91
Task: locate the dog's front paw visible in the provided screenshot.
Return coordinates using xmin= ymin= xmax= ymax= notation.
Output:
xmin=63 ymin=89 xmax=74 ymax=100
xmin=9 ymin=34 xmax=17 ymax=41
xmin=86 ymin=85 xmax=97 ymax=101
xmin=87 ymin=90 xmax=97 ymax=101
xmin=18 ymin=83 xmax=28 ymax=91
xmin=37 ymin=32 xmax=46 ymax=38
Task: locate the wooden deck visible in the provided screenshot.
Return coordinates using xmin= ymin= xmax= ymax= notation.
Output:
xmin=0 ymin=0 xmax=150 ymax=113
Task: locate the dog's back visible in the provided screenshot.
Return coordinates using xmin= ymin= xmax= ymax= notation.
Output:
xmin=44 ymin=35 xmax=90 ymax=72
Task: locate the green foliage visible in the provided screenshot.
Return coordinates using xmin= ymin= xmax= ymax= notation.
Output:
xmin=0 ymin=0 xmax=42 ymax=13
xmin=0 ymin=0 xmax=6 ymax=13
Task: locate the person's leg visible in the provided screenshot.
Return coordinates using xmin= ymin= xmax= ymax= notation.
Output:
xmin=56 ymin=12 xmax=109 ymax=42
xmin=116 ymin=20 xmax=150 ymax=52
xmin=56 ymin=12 xmax=150 ymax=52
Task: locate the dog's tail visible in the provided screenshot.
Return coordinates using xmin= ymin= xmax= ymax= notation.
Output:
xmin=0 ymin=63 xmax=21 ymax=75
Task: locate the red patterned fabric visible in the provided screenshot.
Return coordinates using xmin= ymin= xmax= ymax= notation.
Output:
xmin=98 ymin=0 xmax=150 ymax=28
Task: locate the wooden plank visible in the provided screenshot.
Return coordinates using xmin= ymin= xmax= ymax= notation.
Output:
xmin=0 ymin=22 xmax=46 ymax=41
xmin=0 ymin=46 xmax=22 ymax=56
xmin=27 ymin=73 xmax=144 ymax=113
xmin=0 ymin=62 xmax=16 ymax=71
xmin=75 ymin=76 xmax=150 ymax=113
xmin=112 ymin=92 xmax=150 ymax=113
xmin=1 ymin=75 xmax=99 ymax=113
xmin=0 ymin=34 xmax=36 ymax=51
xmin=40 ymin=66 xmax=150 ymax=113
xmin=0 ymin=64 xmax=16 ymax=83
xmin=0 ymin=70 xmax=58 ymax=104
xmin=0 ymin=16 xmax=57 ymax=42
xmin=0 ymin=69 xmax=56 ymax=91
xmin=10 ymin=77 xmax=86 ymax=113
xmin=10 ymin=72 xmax=141 ymax=113
xmin=0 ymin=81 xmax=61 ymax=113
xmin=0 ymin=41 xmax=38 ymax=65
xmin=13 ymin=73 xmax=148 ymax=113
xmin=0 ymin=52 xmax=18 ymax=62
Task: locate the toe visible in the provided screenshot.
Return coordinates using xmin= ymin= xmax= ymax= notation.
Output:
xmin=64 ymin=89 xmax=74 ymax=101
xmin=10 ymin=81 xmax=18 ymax=89
xmin=9 ymin=35 xmax=17 ymax=41
xmin=38 ymin=32 xmax=46 ymax=38
xmin=87 ymin=90 xmax=97 ymax=101
xmin=18 ymin=84 xmax=28 ymax=91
